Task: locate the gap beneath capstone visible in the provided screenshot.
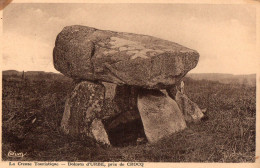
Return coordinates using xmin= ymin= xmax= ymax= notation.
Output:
xmin=103 ymin=116 xmax=147 ymax=147
xmin=101 ymin=84 xmax=147 ymax=147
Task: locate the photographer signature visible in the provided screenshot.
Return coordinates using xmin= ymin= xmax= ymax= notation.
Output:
xmin=8 ymin=151 xmax=27 ymax=158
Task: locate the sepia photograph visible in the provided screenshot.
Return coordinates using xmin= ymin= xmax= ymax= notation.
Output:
xmin=1 ymin=0 xmax=259 ymax=166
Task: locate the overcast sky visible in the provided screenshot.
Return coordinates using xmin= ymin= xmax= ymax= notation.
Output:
xmin=2 ymin=3 xmax=257 ymax=74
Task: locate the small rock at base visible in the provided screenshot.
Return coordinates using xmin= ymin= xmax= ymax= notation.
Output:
xmin=90 ymin=119 xmax=110 ymax=145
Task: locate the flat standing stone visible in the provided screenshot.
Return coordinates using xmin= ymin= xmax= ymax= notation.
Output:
xmin=61 ymin=81 xmax=106 ymax=140
xmin=137 ymin=89 xmax=187 ymax=143
xmin=175 ymin=91 xmax=204 ymax=123
xmin=53 ymin=25 xmax=199 ymax=89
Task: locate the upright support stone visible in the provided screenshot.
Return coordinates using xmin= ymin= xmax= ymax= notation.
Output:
xmin=175 ymin=91 xmax=204 ymax=123
xmin=166 ymin=86 xmax=178 ymax=100
xmin=137 ymin=89 xmax=187 ymax=143
xmin=101 ymin=82 xmax=121 ymax=120
xmin=101 ymin=84 xmax=140 ymax=124
xmin=114 ymin=85 xmax=139 ymax=112
xmin=167 ymin=85 xmax=204 ymax=123
xmin=61 ymin=81 xmax=110 ymax=144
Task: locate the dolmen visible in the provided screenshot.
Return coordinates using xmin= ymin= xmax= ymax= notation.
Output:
xmin=53 ymin=25 xmax=205 ymax=146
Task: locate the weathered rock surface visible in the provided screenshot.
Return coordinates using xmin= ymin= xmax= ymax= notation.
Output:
xmin=114 ymin=85 xmax=139 ymax=112
xmin=61 ymin=81 xmax=107 ymax=140
xmin=175 ymin=91 xmax=204 ymax=123
xmin=137 ymin=89 xmax=187 ymax=143
xmin=100 ymin=82 xmax=120 ymax=120
xmin=53 ymin=25 xmax=199 ymax=89
xmin=103 ymin=82 xmax=117 ymax=99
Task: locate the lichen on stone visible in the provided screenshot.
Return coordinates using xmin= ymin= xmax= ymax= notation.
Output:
xmin=108 ymin=37 xmax=166 ymax=60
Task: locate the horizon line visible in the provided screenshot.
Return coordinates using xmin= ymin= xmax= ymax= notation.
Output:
xmin=1 ymin=69 xmax=257 ymax=76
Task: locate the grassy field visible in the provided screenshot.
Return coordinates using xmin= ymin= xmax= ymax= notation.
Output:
xmin=2 ymin=73 xmax=256 ymax=162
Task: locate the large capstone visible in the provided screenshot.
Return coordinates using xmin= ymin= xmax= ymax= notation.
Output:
xmin=53 ymin=25 xmax=199 ymax=89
